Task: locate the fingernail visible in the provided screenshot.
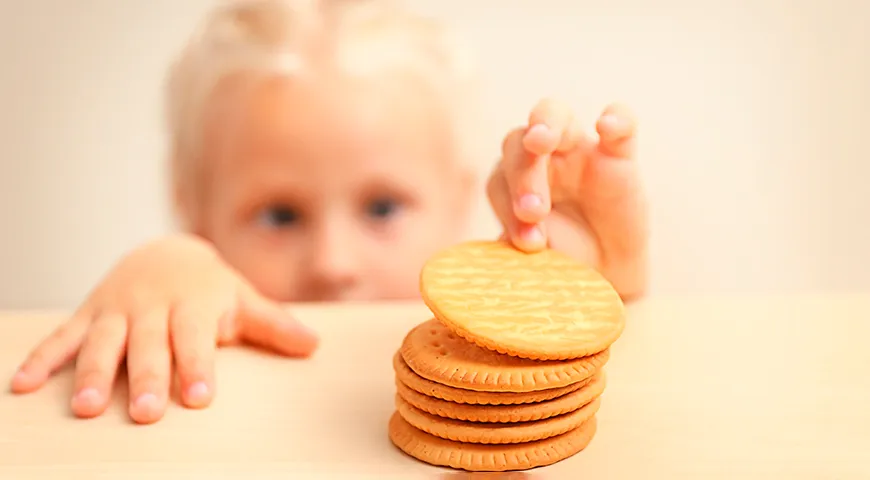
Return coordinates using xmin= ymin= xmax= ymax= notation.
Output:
xmin=187 ymin=382 xmax=209 ymax=402
xmin=74 ymin=387 xmax=101 ymax=406
xmin=12 ymin=370 xmax=29 ymax=383
xmin=286 ymin=320 xmax=318 ymax=339
xmin=600 ymin=114 xmax=619 ymax=127
xmin=522 ymin=225 xmax=545 ymax=245
xmin=518 ymin=194 xmax=542 ymax=212
xmin=133 ymin=392 xmax=159 ymax=411
xmin=528 ymin=124 xmax=549 ymax=136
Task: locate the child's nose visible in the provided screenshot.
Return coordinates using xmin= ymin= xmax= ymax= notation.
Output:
xmin=308 ymin=226 xmax=360 ymax=290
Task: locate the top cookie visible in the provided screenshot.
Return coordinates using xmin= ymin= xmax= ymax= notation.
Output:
xmin=420 ymin=240 xmax=625 ymax=360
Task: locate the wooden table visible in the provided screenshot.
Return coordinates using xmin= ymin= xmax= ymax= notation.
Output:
xmin=1 ymin=295 xmax=868 ymax=479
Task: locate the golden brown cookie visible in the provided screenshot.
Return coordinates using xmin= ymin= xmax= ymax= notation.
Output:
xmin=396 ymin=372 xmax=606 ymax=423
xmin=389 ymin=411 xmax=597 ymax=472
xmin=420 ymin=240 xmax=625 ymax=360
xmin=395 ymin=394 xmax=601 ymax=444
xmin=393 ymin=352 xmax=590 ymax=405
xmin=400 ymin=319 xmax=608 ymax=392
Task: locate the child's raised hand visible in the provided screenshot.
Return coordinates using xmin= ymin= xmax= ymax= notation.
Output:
xmin=487 ymin=99 xmax=649 ymax=298
xmin=9 ymin=234 xmax=318 ymax=424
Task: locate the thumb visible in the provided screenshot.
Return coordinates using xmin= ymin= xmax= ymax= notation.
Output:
xmin=236 ymin=288 xmax=319 ymax=358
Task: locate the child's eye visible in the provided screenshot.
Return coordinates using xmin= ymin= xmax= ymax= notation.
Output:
xmin=366 ymin=198 xmax=401 ymax=221
xmin=258 ymin=206 xmax=300 ymax=228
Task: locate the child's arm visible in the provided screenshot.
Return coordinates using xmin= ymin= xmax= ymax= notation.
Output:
xmin=9 ymin=233 xmax=318 ymax=423
xmin=487 ymin=99 xmax=649 ymax=300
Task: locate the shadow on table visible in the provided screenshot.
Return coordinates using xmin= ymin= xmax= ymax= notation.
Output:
xmin=434 ymin=473 xmax=545 ymax=480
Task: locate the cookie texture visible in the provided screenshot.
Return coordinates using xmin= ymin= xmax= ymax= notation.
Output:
xmin=400 ymin=319 xmax=609 ymax=392
xmin=396 ymin=372 xmax=606 ymax=423
xmin=393 ymin=352 xmax=590 ymax=405
xmin=395 ymin=394 xmax=601 ymax=444
xmin=388 ymin=411 xmax=598 ymax=472
xmin=420 ymin=240 xmax=625 ymax=360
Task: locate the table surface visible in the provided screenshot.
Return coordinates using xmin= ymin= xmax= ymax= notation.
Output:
xmin=1 ymin=294 xmax=869 ymax=479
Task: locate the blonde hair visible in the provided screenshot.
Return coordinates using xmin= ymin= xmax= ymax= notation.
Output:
xmin=164 ymin=0 xmax=479 ymax=223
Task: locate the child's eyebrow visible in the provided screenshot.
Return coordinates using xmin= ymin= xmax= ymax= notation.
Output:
xmin=356 ymin=178 xmax=419 ymax=201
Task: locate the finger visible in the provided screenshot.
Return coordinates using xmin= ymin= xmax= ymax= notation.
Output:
xmin=238 ymin=290 xmax=318 ymax=357
xmin=501 ymin=127 xmax=551 ymax=227
xmin=584 ymin=103 xmax=645 ymax=252
xmin=170 ymin=301 xmax=221 ymax=409
xmin=486 ymin=163 xmax=548 ymax=252
xmin=70 ymin=312 xmax=127 ymax=418
xmin=595 ymin=103 xmax=637 ymax=159
xmin=525 ymin=98 xmax=574 ymax=156
xmin=581 ymin=103 xmax=648 ymax=298
xmin=126 ymin=308 xmax=172 ymax=425
xmin=10 ymin=311 xmax=91 ymax=394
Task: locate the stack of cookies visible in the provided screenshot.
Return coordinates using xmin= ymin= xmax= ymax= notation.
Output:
xmin=388 ymin=240 xmax=626 ymax=472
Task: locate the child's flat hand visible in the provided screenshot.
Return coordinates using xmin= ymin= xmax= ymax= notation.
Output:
xmin=487 ymin=99 xmax=649 ymax=297
xmin=9 ymin=234 xmax=318 ymax=424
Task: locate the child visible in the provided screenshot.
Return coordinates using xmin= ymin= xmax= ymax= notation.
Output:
xmin=9 ymin=0 xmax=648 ymax=425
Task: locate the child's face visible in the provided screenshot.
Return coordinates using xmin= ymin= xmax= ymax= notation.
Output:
xmin=193 ymin=73 xmax=474 ymax=302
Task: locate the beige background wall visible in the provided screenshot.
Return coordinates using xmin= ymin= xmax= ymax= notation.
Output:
xmin=0 ymin=0 xmax=868 ymax=309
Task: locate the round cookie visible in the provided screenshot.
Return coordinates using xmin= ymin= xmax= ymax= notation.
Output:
xmin=395 ymin=394 xmax=601 ymax=444
xmin=389 ymin=411 xmax=598 ymax=472
xmin=420 ymin=240 xmax=625 ymax=360
xmin=392 ymin=352 xmax=590 ymax=405
xmin=396 ymin=372 xmax=606 ymax=423
xmin=400 ymin=319 xmax=609 ymax=392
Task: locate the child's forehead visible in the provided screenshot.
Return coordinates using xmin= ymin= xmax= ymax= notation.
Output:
xmin=205 ymin=72 xmax=457 ymax=181
xmin=249 ymin=74 xmax=401 ymax=131
xmin=228 ymin=72 xmax=450 ymax=157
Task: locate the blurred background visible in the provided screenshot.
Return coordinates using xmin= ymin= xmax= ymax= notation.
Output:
xmin=0 ymin=0 xmax=868 ymax=309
